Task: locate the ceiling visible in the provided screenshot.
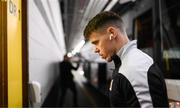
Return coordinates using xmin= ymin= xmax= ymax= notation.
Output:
xmin=60 ymin=0 xmax=115 ymax=52
xmin=60 ymin=0 xmax=136 ymax=53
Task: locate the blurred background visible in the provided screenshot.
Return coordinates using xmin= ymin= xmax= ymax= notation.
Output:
xmin=0 ymin=0 xmax=180 ymax=107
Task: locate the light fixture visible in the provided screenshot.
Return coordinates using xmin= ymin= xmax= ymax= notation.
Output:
xmin=104 ymin=0 xmax=118 ymax=11
xmin=71 ymin=40 xmax=85 ymax=55
xmin=79 ymin=70 xmax=84 ymax=76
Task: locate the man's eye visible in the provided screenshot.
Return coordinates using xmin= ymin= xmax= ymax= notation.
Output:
xmin=93 ymin=41 xmax=98 ymax=45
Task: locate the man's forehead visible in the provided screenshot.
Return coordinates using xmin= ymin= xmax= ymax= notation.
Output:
xmin=89 ymin=32 xmax=99 ymax=40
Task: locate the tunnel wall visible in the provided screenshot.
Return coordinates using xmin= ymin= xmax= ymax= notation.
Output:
xmin=28 ymin=0 xmax=66 ymax=106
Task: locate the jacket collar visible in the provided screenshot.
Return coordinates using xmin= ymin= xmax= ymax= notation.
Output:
xmin=116 ymin=40 xmax=137 ymax=60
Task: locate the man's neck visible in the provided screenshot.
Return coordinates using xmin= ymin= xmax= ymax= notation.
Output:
xmin=115 ymin=36 xmax=129 ymax=54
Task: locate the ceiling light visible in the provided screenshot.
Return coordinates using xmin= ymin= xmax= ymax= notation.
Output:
xmin=71 ymin=40 xmax=85 ymax=55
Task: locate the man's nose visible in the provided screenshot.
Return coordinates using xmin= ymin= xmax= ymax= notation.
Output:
xmin=94 ymin=47 xmax=100 ymax=53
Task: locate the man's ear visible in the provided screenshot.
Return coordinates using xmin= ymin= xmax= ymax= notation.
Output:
xmin=107 ymin=26 xmax=117 ymax=39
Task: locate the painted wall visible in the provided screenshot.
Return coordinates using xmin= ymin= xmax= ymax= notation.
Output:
xmin=28 ymin=0 xmax=66 ymax=106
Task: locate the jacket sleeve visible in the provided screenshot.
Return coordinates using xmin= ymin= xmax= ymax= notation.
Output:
xmin=147 ymin=63 xmax=169 ymax=107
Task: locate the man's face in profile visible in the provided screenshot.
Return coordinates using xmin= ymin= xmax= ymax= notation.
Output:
xmin=89 ymin=31 xmax=115 ymax=62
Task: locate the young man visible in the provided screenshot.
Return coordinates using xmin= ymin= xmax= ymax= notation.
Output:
xmin=83 ymin=11 xmax=169 ymax=107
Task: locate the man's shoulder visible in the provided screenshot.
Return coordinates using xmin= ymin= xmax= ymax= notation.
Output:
xmin=123 ymin=48 xmax=153 ymax=67
xmin=119 ymin=48 xmax=154 ymax=82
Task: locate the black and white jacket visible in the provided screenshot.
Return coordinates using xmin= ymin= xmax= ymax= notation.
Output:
xmin=109 ymin=40 xmax=169 ymax=107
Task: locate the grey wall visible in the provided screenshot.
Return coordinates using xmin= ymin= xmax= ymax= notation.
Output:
xmin=28 ymin=0 xmax=66 ymax=106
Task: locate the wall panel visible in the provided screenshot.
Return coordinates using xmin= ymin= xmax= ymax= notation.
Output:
xmin=28 ymin=0 xmax=66 ymax=106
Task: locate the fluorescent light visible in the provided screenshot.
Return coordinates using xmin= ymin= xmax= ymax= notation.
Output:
xmin=119 ymin=0 xmax=136 ymax=4
xmin=104 ymin=0 xmax=118 ymax=11
xmin=79 ymin=70 xmax=84 ymax=76
xmin=71 ymin=40 xmax=85 ymax=55
xmin=67 ymin=53 xmax=73 ymax=57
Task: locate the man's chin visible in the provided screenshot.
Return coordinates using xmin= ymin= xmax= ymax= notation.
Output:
xmin=106 ymin=57 xmax=112 ymax=62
